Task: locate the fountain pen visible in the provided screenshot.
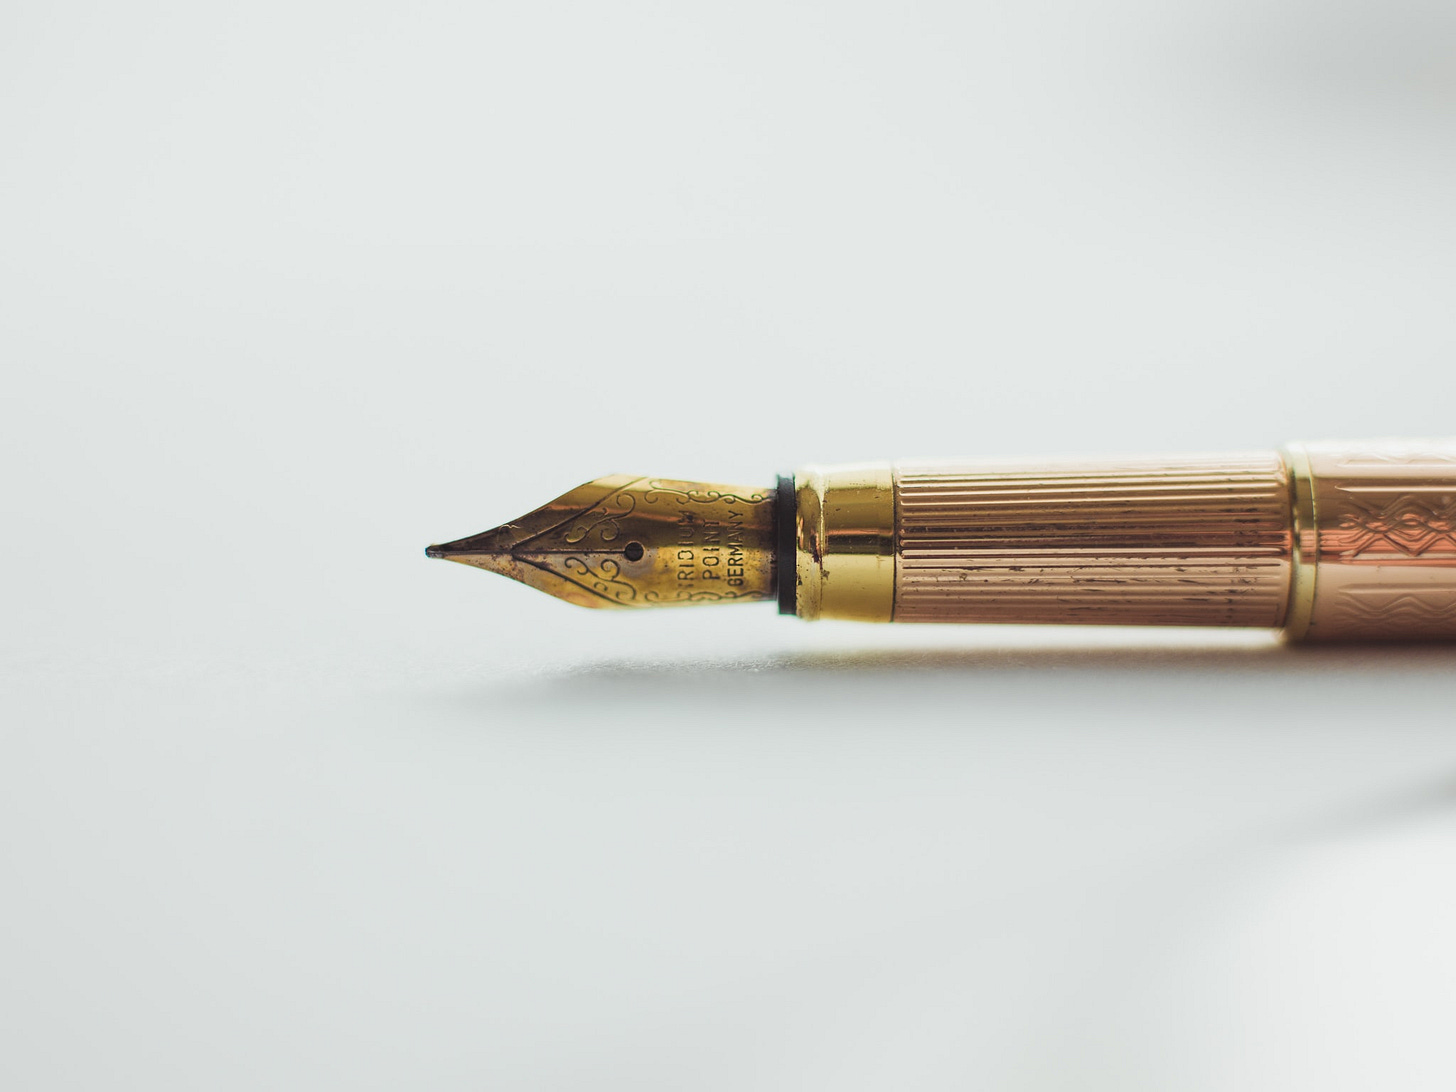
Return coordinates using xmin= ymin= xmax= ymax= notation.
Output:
xmin=426 ymin=439 xmax=1456 ymax=641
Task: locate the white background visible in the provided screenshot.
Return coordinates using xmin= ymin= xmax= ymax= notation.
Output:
xmin=4 ymin=1 xmax=1456 ymax=1088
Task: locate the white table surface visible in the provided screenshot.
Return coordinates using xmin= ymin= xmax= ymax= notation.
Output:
xmin=4 ymin=2 xmax=1455 ymax=1088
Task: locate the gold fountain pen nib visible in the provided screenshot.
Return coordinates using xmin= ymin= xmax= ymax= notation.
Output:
xmin=426 ymin=475 xmax=778 ymax=609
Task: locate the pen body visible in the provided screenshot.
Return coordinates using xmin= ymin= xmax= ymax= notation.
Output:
xmin=792 ymin=441 xmax=1456 ymax=640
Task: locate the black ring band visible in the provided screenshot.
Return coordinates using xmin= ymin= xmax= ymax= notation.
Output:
xmin=775 ymin=474 xmax=796 ymax=616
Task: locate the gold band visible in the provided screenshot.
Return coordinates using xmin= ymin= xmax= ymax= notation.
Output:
xmin=794 ymin=463 xmax=895 ymax=622
xmin=1282 ymin=444 xmax=1318 ymax=641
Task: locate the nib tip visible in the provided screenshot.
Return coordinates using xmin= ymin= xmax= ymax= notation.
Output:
xmin=425 ymin=544 xmax=447 ymax=559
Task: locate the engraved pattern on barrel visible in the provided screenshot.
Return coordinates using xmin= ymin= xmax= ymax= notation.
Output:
xmin=893 ymin=454 xmax=1294 ymax=626
xmin=1292 ymin=440 xmax=1456 ymax=641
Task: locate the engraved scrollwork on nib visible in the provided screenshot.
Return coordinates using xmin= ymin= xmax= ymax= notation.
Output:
xmin=561 ymin=557 xmax=638 ymax=603
xmin=562 ymin=487 xmax=639 ymax=544
xmin=642 ymin=587 xmax=771 ymax=604
xmin=641 ymin=481 xmax=769 ymax=505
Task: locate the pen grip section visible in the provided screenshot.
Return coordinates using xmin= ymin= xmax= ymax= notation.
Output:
xmin=893 ymin=454 xmax=1293 ymax=627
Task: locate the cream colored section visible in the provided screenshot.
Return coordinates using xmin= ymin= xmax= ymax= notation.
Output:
xmin=1291 ymin=440 xmax=1456 ymax=641
xmin=893 ymin=454 xmax=1293 ymax=626
xmin=794 ymin=464 xmax=895 ymax=622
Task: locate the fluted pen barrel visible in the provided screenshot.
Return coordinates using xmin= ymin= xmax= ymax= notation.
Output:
xmin=895 ymin=455 xmax=1292 ymax=627
xmin=792 ymin=440 xmax=1456 ymax=640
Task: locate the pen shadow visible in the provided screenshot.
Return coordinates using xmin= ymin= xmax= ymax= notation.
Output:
xmin=426 ymin=636 xmax=1456 ymax=850
xmin=483 ymin=636 xmax=1456 ymax=717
